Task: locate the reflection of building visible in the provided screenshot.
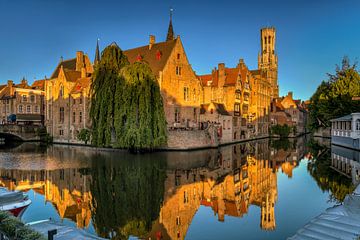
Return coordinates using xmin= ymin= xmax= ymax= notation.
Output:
xmin=331 ymin=145 xmax=360 ymax=186
xmin=0 ymin=168 xmax=92 ymax=228
xmin=154 ymin=140 xmax=281 ymax=239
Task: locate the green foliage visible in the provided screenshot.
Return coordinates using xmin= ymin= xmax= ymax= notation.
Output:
xmin=114 ymin=62 xmax=167 ymax=151
xmin=308 ymin=57 xmax=360 ymax=130
xmin=90 ymin=43 xmax=167 ymax=150
xmin=90 ymin=153 xmax=167 ymax=239
xmin=307 ymin=139 xmax=355 ymax=202
xmin=0 ymin=211 xmax=45 ymax=240
xmin=36 ymin=127 xmax=53 ymax=144
xmin=270 ymin=124 xmax=291 ymax=138
xmin=77 ymin=128 xmax=91 ymax=144
xmin=270 ymin=138 xmax=293 ymax=151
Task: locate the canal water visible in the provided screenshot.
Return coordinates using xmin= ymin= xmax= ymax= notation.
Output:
xmin=0 ymin=136 xmax=357 ymax=240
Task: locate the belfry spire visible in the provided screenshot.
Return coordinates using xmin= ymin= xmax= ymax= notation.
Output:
xmin=166 ymin=8 xmax=174 ymax=41
xmin=94 ymin=38 xmax=100 ymax=64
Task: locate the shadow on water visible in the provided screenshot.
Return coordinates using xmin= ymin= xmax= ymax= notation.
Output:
xmin=0 ymin=136 xmax=357 ymax=239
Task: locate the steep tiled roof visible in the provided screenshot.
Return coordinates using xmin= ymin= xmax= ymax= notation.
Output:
xmin=123 ymin=39 xmax=177 ymax=76
xmin=70 ymin=77 xmax=91 ymax=94
xmin=14 ymin=82 xmax=32 ymax=89
xmin=64 ymin=70 xmax=81 ymax=82
xmin=0 ymin=87 xmax=11 ymax=99
xmin=198 ymin=74 xmax=213 ymax=86
xmin=31 ymin=79 xmax=46 ymax=90
xmin=224 ymin=68 xmax=239 ymax=86
xmin=51 ymin=58 xmax=76 ymax=79
xmin=0 ymin=85 xmax=6 ymax=92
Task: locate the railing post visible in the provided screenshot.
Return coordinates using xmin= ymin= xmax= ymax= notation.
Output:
xmin=48 ymin=229 xmax=57 ymax=240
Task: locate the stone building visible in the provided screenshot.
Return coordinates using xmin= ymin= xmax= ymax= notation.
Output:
xmin=45 ymin=51 xmax=93 ymax=143
xmin=0 ymin=79 xmax=45 ymax=125
xmin=123 ymin=14 xmax=203 ymax=129
xmin=199 ymin=102 xmax=232 ymax=143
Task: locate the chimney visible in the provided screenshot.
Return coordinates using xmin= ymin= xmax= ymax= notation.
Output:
xmin=7 ymin=80 xmax=14 ymax=96
xmin=218 ymin=63 xmax=225 ymax=73
xmin=76 ymin=51 xmax=85 ymax=71
xmin=149 ymin=35 xmax=155 ymax=50
xmin=81 ymin=67 xmax=86 ymax=78
xmin=288 ymin=91 xmax=293 ymax=99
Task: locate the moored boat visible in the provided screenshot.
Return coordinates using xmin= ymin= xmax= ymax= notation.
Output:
xmin=0 ymin=187 xmax=31 ymax=217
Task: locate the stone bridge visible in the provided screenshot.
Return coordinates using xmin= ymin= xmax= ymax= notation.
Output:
xmin=0 ymin=124 xmax=42 ymax=141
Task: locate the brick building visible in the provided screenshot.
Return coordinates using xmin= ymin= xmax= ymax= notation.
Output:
xmin=45 ymin=51 xmax=93 ymax=143
xmin=123 ymin=15 xmax=203 ymax=129
xmin=0 ymin=79 xmax=45 ymax=125
xmin=270 ymin=92 xmax=308 ymax=135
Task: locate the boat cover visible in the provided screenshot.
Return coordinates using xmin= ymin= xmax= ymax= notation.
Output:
xmin=0 ymin=188 xmax=25 ymax=205
xmin=28 ymin=220 xmax=107 ymax=240
xmin=288 ymin=184 xmax=360 ymax=240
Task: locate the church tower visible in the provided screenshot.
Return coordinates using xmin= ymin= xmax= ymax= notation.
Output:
xmin=258 ymin=27 xmax=278 ymax=98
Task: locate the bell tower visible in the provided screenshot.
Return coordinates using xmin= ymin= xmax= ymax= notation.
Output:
xmin=258 ymin=27 xmax=278 ymax=98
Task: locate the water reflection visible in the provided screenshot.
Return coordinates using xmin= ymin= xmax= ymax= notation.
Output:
xmin=0 ymin=137 xmax=357 ymax=239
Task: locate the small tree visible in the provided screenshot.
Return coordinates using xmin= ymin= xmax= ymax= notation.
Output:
xmin=77 ymin=129 xmax=91 ymax=144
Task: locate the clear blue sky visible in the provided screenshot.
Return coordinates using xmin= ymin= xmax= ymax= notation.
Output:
xmin=0 ymin=0 xmax=359 ymax=100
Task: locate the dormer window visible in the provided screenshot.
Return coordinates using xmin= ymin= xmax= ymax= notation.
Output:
xmin=136 ymin=54 xmax=143 ymax=62
xmin=156 ymin=50 xmax=162 ymax=60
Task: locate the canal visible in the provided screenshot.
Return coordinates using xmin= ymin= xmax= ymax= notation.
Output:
xmin=0 ymin=136 xmax=358 ymax=239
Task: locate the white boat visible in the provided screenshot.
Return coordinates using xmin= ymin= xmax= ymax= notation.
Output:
xmin=27 ymin=220 xmax=107 ymax=240
xmin=0 ymin=187 xmax=31 ymax=217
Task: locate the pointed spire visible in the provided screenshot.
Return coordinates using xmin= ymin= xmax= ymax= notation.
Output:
xmin=94 ymin=38 xmax=100 ymax=64
xmin=166 ymin=8 xmax=174 ymax=41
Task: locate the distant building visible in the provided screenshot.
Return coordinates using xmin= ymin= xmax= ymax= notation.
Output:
xmin=270 ymin=92 xmax=308 ymax=135
xmin=0 ymin=79 xmax=45 ymax=125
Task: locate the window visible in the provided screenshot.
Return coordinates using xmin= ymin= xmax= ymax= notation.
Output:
xmin=183 ymin=87 xmax=189 ymax=101
xmin=18 ymin=105 xmax=23 ymax=113
xmin=59 ymin=129 xmax=64 ymax=136
xmin=73 ymin=112 xmax=76 ymax=123
xmin=79 ymin=97 xmax=83 ymax=104
xmin=183 ymin=191 xmax=188 ymax=203
xmin=60 ymin=107 xmax=64 ymax=123
xmin=26 ymin=105 xmax=31 ymax=113
xmin=73 ymin=98 xmax=76 ymax=105
xmin=176 ymin=66 xmax=182 ymax=75
xmin=177 ymin=53 xmax=180 ymax=60
xmin=176 ymin=216 xmax=181 ymax=226
xmin=356 ymin=119 xmax=360 ymax=131
xmin=22 ymin=95 xmax=27 ymax=102
xmin=234 ymin=103 xmax=240 ymax=116
xmin=34 ymin=105 xmax=39 ymax=113
xmin=59 ymin=85 xmax=64 ymax=98
xmin=30 ymin=95 xmax=35 ymax=103
xmin=175 ymin=108 xmax=180 ymax=123
xmin=235 ymin=90 xmax=241 ymax=100
xmin=79 ymin=112 xmax=82 ymax=123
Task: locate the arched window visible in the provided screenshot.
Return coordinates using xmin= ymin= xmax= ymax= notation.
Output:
xmin=356 ymin=119 xmax=360 ymax=131
xmin=59 ymin=85 xmax=64 ymax=98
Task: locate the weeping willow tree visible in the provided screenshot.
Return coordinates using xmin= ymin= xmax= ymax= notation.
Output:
xmin=90 ymin=43 xmax=167 ymax=149
xmin=90 ymin=43 xmax=129 ymax=147
xmin=114 ymin=62 xmax=167 ymax=150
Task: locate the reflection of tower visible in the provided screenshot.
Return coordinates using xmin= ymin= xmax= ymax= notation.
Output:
xmin=260 ymin=190 xmax=276 ymax=230
xmin=258 ymin=27 xmax=278 ymax=98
